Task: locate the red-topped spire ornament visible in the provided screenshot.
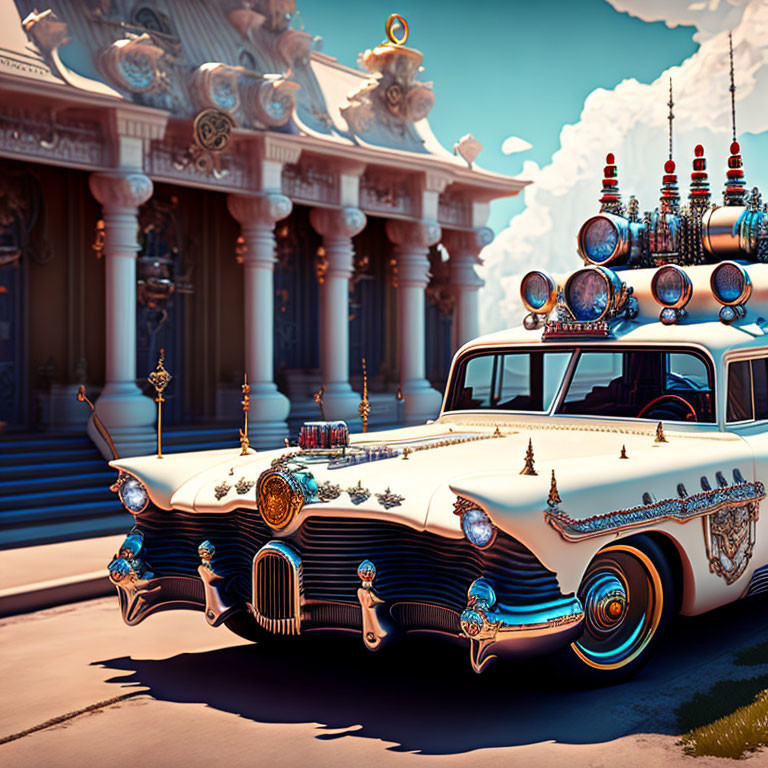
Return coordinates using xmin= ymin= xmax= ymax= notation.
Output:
xmin=689 ymin=144 xmax=710 ymax=211
xmin=599 ymin=152 xmax=623 ymax=215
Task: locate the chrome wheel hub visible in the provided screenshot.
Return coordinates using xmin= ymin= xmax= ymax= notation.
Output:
xmin=583 ymin=573 xmax=628 ymax=633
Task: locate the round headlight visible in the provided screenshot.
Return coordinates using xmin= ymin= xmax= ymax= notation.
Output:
xmin=119 ymin=475 xmax=149 ymax=515
xmin=461 ymin=507 xmax=496 ymax=549
xmin=563 ymin=266 xmax=619 ymax=322
xmin=578 ymin=215 xmax=621 ymax=265
xmin=651 ymin=265 xmax=692 ymax=309
xmin=520 ymin=270 xmax=557 ymax=314
xmin=711 ymin=261 xmax=752 ymax=306
xmin=257 ymin=469 xmax=306 ymax=530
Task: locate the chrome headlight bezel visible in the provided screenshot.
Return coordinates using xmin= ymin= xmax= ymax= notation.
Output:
xmin=563 ymin=265 xmax=622 ymax=323
xmin=460 ymin=507 xmax=497 ymax=549
xmin=577 ymin=213 xmax=629 ymax=266
xmin=651 ymin=264 xmax=693 ymax=310
xmin=520 ymin=270 xmax=558 ymax=315
xmin=710 ymin=261 xmax=752 ymax=307
xmin=116 ymin=474 xmax=149 ymax=515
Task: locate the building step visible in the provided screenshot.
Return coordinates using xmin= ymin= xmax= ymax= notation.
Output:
xmin=0 ymin=499 xmax=127 ymax=530
xmin=0 ymin=514 xmax=131 ymax=550
xmin=0 ymin=484 xmax=116 ymax=512
xmin=0 ymin=471 xmax=114 ymax=497
xmin=0 ymin=459 xmax=110 ymax=480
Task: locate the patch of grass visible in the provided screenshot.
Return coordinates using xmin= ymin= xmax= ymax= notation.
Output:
xmin=679 ymin=688 xmax=768 ymax=759
xmin=677 ymin=640 xmax=768 ymax=759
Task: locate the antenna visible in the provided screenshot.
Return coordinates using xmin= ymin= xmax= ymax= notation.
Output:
xmin=667 ymin=78 xmax=674 ymax=161
xmin=729 ymin=31 xmax=737 ymax=143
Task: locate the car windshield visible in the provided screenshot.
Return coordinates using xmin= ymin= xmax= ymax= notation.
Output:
xmin=446 ymin=347 xmax=715 ymax=422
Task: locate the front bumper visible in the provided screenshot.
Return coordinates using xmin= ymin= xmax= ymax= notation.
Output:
xmin=459 ymin=578 xmax=584 ymax=672
xmin=108 ymin=511 xmax=584 ymax=672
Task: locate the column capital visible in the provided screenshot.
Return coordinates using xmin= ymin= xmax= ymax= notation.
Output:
xmin=442 ymin=226 xmax=494 ymax=260
xmin=310 ymin=206 xmax=366 ymax=240
xmin=89 ymin=171 xmax=153 ymax=210
xmin=385 ymin=219 xmax=441 ymax=250
xmin=227 ymin=192 xmax=293 ymax=227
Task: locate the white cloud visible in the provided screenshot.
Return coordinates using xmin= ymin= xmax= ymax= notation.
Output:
xmin=479 ymin=0 xmax=768 ymax=335
xmin=501 ymin=135 xmax=533 ymax=155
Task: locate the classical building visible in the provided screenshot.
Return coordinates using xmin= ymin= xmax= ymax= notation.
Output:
xmin=0 ymin=1 xmax=526 ymax=459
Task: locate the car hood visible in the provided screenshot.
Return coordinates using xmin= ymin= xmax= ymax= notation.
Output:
xmin=109 ymin=418 xmax=753 ymax=547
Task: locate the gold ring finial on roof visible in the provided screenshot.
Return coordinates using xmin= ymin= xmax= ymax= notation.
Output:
xmin=385 ymin=14 xmax=408 ymax=46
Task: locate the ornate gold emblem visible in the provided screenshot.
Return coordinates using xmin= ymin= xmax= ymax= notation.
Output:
xmin=257 ymin=470 xmax=305 ymax=529
xmin=358 ymin=357 xmax=370 ymax=433
xmin=704 ymin=501 xmax=760 ymax=585
xmin=235 ymin=477 xmax=255 ymax=495
xmin=239 ymin=374 xmax=251 ymax=455
xmin=214 ymin=481 xmax=231 ymax=501
xmin=317 ymin=480 xmax=341 ymax=502
xmin=520 ymin=438 xmax=537 ymax=476
xmin=375 ymin=487 xmax=404 ymax=509
xmin=193 ymin=108 xmax=233 ymax=152
xmin=346 ymin=480 xmax=370 ymax=505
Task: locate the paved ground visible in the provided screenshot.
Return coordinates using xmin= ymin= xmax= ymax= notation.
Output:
xmin=2 ymin=593 xmax=768 ymax=768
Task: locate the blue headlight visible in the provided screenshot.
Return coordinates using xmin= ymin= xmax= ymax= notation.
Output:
xmin=564 ymin=267 xmax=618 ymax=322
xmin=520 ymin=270 xmax=557 ymax=314
xmin=118 ymin=475 xmax=149 ymax=514
xmin=580 ymin=216 xmax=619 ymax=264
xmin=461 ymin=507 xmax=496 ymax=548
xmin=711 ymin=261 xmax=751 ymax=306
xmin=651 ymin=264 xmax=692 ymax=309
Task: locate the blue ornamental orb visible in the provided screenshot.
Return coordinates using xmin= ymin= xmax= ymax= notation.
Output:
xmin=565 ymin=269 xmax=610 ymax=321
xmin=461 ymin=508 xmax=496 ymax=548
xmin=582 ymin=217 xmax=619 ymax=264
xmin=711 ymin=262 xmax=751 ymax=306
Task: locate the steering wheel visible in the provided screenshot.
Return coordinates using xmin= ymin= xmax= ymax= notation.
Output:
xmin=637 ymin=394 xmax=698 ymax=422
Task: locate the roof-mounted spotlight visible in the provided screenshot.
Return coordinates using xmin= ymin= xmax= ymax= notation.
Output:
xmin=710 ymin=261 xmax=752 ymax=324
xmin=577 ymin=213 xmax=643 ymax=267
xmin=520 ymin=270 xmax=557 ymax=330
xmin=563 ymin=266 xmax=628 ymax=322
xmin=651 ymin=264 xmax=692 ymax=325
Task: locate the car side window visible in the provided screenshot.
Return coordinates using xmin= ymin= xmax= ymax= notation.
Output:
xmin=728 ymin=357 xmax=768 ymax=422
xmin=727 ymin=360 xmax=754 ymax=422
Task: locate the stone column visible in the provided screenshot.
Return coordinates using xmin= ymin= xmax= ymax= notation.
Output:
xmin=309 ymin=207 xmax=367 ymax=422
xmin=385 ymin=219 xmax=444 ymax=425
xmin=88 ymin=171 xmax=156 ymax=459
xmin=227 ymin=193 xmax=293 ymax=448
xmin=443 ymin=227 xmax=493 ymax=351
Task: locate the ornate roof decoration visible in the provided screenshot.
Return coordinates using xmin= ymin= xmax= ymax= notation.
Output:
xmin=341 ymin=14 xmax=434 ymax=142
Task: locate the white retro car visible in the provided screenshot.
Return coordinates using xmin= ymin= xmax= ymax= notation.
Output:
xmin=105 ymin=147 xmax=768 ymax=683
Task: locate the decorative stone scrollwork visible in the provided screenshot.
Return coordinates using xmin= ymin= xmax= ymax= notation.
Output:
xmin=100 ymin=33 xmax=166 ymax=93
xmin=243 ymin=75 xmax=300 ymax=128
xmin=189 ymin=63 xmax=241 ymax=113
xmin=342 ymin=31 xmax=434 ymax=135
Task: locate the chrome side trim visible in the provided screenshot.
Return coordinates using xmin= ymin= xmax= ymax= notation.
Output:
xmin=249 ymin=541 xmax=303 ymax=635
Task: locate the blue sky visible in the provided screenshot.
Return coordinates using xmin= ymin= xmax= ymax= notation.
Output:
xmin=299 ymin=0 xmax=699 ymax=233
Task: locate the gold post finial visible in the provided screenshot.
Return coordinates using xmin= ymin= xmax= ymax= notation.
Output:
xmin=384 ymin=13 xmax=408 ymax=46
xmin=547 ymin=469 xmax=562 ymax=508
xmin=313 ymin=385 xmax=325 ymax=421
xmin=520 ymin=438 xmax=537 ymax=476
xmin=239 ymin=373 xmax=251 ymax=455
xmin=148 ymin=349 xmax=172 ymax=459
xmin=655 ymin=421 xmax=667 ymax=443
xmin=358 ymin=357 xmax=370 ymax=433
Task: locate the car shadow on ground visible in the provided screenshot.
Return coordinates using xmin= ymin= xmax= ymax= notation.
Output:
xmin=95 ymin=593 xmax=768 ymax=755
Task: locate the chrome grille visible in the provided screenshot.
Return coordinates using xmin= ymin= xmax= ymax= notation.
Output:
xmin=252 ymin=542 xmax=302 ymax=635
